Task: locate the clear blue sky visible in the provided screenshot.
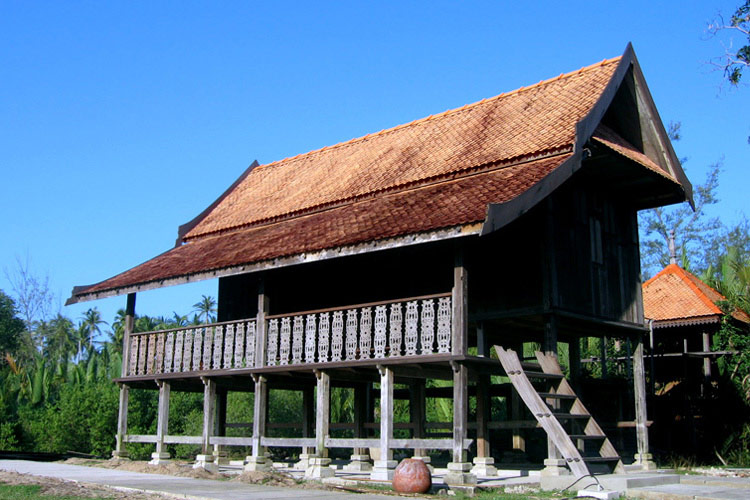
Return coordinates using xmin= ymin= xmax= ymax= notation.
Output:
xmin=1 ymin=1 xmax=747 ymax=340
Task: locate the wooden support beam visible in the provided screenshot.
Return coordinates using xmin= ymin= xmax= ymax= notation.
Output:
xmin=113 ymin=383 xmax=129 ymax=458
xmin=410 ymin=379 xmax=426 ymax=457
xmin=122 ymin=293 xmax=136 ymax=377
xmin=251 ymin=375 xmax=267 ymax=457
xmin=151 ymin=380 xmax=171 ymax=463
xmin=255 ymin=279 xmax=269 ymax=368
xmin=476 ymin=374 xmax=490 ymax=458
xmin=452 ymin=247 xmax=468 ymax=356
xmin=315 ymin=370 xmax=330 ymax=458
xmin=378 ymin=366 xmax=394 ymax=461
xmin=633 ymin=336 xmax=656 ymax=469
xmin=201 ymin=378 xmax=216 ymax=455
xmin=452 ymin=363 xmax=468 ymax=463
xmin=302 ymin=385 xmax=314 ymax=455
xmin=353 ymin=384 xmax=367 ymax=455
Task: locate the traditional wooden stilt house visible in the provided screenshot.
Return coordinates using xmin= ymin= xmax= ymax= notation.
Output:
xmin=67 ymin=44 xmax=691 ymax=482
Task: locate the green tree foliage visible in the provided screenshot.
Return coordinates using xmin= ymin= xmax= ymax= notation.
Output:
xmin=0 ymin=290 xmax=24 ymax=362
xmin=193 ymin=295 xmax=217 ymax=324
xmin=710 ymin=1 xmax=750 ymax=86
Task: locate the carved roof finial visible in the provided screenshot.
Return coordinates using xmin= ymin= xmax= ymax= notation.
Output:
xmin=669 ymin=229 xmax=677 ymax=266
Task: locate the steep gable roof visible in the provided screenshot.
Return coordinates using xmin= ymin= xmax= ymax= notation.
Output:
xmin=643 ymin=263 xmax=750 ymax=327
xmin=67 ymin=45 xmax=689 ymax=304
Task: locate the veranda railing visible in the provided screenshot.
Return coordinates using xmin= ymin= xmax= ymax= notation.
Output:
xmin=125 ymin=292 xmax=452 ymax=376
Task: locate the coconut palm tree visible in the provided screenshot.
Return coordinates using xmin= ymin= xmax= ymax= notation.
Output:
xmin=193 ymin=295 xmax=217 ymax=324
xmin=80 ymin=308 xmax=108 ymax=349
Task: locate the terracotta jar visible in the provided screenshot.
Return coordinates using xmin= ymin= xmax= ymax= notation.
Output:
xmin=392 ymin=458 xmax=431 ymax=493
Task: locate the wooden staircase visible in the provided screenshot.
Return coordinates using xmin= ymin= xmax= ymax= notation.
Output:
xmin=495 ymin=346 xmax=624 ymax=477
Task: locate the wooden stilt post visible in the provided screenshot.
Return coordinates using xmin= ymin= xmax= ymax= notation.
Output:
xmin=255 ymin=278 xmax=269 ymax=368
xmin=472 ymin=371 xmax=498 ymax=476
xmin=345 ymin=383 xmax=372 ymax=471
xmin=702 ymin=331 xmax=712 ymax=384
xmin=371 ymin=365 xmax=396 ymax=480
xmin=410 ymin=379 xmax=430 ymax=467
xmin=444 ymin=245 xmax=475 ymax=485
xmin=113 ymin=293 xmax=136 ymax=459
xmin=296 ymin=385 xmax=315 ymax=469
xmin=245 ymin=374 xmax=270 ymax=471
xmin=150 ymin=380 xmax=171 ymax=465
xmin=633 ymin=335 xmax=657 ymax=470
xmin=306 ymin=370 xmax=333 ymax=478
xmin=195 ymin=377 xmax=218 ymax=470
xmin=212 ymin=389 xmax=228 ymax=465
xmin=541 ymin=315 xmax=568 ymax=476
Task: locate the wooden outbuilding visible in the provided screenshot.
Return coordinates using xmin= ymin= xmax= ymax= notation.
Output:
xmin=642 ymin=263 xmax=750 ymax=457
xmin=67 ymin=44 xmax=691 ymax=481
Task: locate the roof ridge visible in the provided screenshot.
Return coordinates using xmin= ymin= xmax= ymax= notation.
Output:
xmin=184 ymin=147 xmax=573 ymax=242
xmin=250 ymin=56 xmax=622 ymax=173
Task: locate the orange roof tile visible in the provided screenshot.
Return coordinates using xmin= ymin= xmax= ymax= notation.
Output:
xmin=79 ymin=154 xmax=569 ymax=294
xmin=183 ymin=57 xmax=621 ymax=242
xmin=69 ymin=48 xmax=687 ymax=304
xmin=642 ymin=264 xmax=750 ymax=326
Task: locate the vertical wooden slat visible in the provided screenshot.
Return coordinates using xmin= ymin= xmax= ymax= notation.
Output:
xmin=255 ymin=278 xmax=269 ymax=367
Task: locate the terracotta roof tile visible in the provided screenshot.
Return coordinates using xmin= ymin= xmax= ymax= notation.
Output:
xmin=82 ymin=154 xmax=569 ymax=294
xmin=642 ymin=264 xmax=750 ymax=325
xmin=183 ymin=57 xmax=621 ymax=241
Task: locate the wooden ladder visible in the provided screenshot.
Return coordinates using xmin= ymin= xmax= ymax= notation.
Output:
xmin=494 ymin=346 xmax=624 ymax=477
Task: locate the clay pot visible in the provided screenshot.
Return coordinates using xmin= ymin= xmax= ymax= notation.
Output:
xmin=392 ymin=458 xmax=432 ymax=493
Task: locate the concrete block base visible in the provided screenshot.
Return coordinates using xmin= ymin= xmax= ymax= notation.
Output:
xmin=194 ymin=454 xmax=218 ymax=472
xmin=633 ymin=453 xmax=658 ymax=471
xmin=244 ymin=456 xmax=271 ymax=472
xmin=111 ymin=450 xmax=129 ymax=460
xmin=370 ymin=460 xmax=397 ymax=481
xmin=444 ymin=462 xmax=477 ymax=485
xmin=343 ymin=454 xmax=372 ymax=472
xmin=471 ymin=456 xmax=498 ymax=476
xmin=305 ymin=457 xmax=334 ymax=479
xmin=541 ymin=458 xmax=571 ymax=476
xmin=295 ymin=453 xmax=314 ymax=470
xmin=148 ymin=452 xmax=171 ymax=465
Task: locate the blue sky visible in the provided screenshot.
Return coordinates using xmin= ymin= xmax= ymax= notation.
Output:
xmin=1 ymin=1 xmax=747 ymax=339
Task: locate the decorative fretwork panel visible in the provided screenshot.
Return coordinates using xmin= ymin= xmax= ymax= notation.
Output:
xmin=331 ymin=311 xmax=344 ymax=362
xmin=234 ymin=323 xmax=245 ymax=368
xmin=420 ymin=300 xmax=435 ymax=355
xmin=129 ymin=336 xmax=139 ymax=375
xmin=212 ymin=327 xmax=224 ymax=370
xmin=292 ymin=316 xmax=304 ymax=364
xmin=223 ymin=324 xmax=235 ymax=369
xmin=359 ymin=308 xmax=372 ymax=359
xmin=389 ymin=303 xmax=403 ymax=357
xmin=437 ymin=297 xmax=452 ymax=353
xmin=373 ymin=305 xmax=387 ymax=358
xmin=182 ymin=330 xmax=193 ymax=371
xmin=404 ymin=301 xmax=419 ymax=356
xmin=345 ymin=309 xmax=358 ymax=361
xmin=203 ymin=327 xmax=214 ymax=370
xmin=318 ymin=312 xmax=330 ymax=363
xmin=304 ymin=314 xmax=317 ymax=363
xmin=267 ymin=319 xmax=279 ymax=366
xmin=164 ymin=332 xmax=175 ymax=373
xmin=174 ymin=330 xmax=185 ymax=372
xmin=245 ymin=322 xmax=256 ymax=367
xmin=279 ymin=317 xmax=291 ymax=365
xmin=193 ymin=328 xmax=204 ymax=370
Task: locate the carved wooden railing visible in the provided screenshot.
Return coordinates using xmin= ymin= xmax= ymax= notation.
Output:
xmin=124 ymin=293 xmax=453 ymax=376
xmin=265 ymin=293 xmax=452 ymax=366
xmin=126 ymin=319 xmax=257 ymax=376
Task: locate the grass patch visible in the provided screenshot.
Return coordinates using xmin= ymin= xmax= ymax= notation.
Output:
xmin=0 ymin=483 xmax=112 ymax=500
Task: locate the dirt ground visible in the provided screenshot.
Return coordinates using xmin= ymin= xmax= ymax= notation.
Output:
xmin=0 ymin=469 xmax=169 ymax=499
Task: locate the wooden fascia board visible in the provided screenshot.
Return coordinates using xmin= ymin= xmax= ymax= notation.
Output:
xmin=630 ymin=57 xmax=694 ymax=207
xmin=175 ymin=160 xmax=260 ymax=245
xmin=66 ymin=223 xmax=482 ymax=305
